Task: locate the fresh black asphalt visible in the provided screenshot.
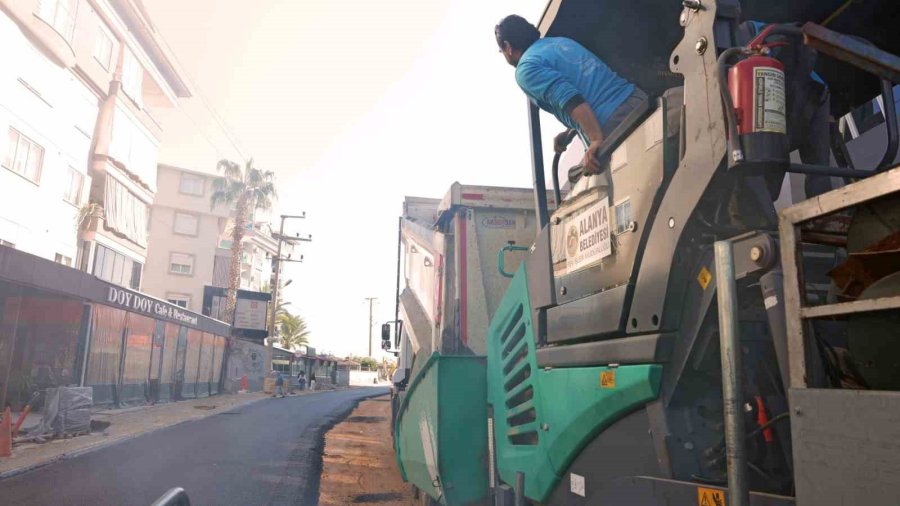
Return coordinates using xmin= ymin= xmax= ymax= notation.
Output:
xmin=0 ymin=387 xmax=390 ymax=506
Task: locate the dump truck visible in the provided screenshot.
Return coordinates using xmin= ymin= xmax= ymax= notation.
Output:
xmin=389 ymin=184 xmax=556 ymax=384
xmin=387 ymin=1 xmax=900 ymax=504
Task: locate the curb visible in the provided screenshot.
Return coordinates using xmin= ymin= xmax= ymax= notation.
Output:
xmin=0 ymin=394 xmax=270 ymax=481
xmin=0 ymin=387 xmax=374 ymax=481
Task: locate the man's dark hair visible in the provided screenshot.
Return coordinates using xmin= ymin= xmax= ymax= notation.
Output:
xmin=495 ymin=15 xmax=540 ymax=51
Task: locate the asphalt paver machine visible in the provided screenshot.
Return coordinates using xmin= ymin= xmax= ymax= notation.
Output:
xmin=391 ymin=1 xmax=900 ymax=504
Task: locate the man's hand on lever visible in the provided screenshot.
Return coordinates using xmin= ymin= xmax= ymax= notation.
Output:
xmin=553 ymin=129 xmax=576 ymax=154
xmin=583 ymin=140 xmax=607 ymax=175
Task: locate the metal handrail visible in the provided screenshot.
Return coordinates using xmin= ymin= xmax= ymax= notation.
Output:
xmin=714 ymin=240 xmax=751 ymax=506
xmin=498 ymin=245 xmax=529 ymax=278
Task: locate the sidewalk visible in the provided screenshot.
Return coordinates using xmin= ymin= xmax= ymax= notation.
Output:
xmin=319 ymin=394 xmax=416 ymax=505
xmin=0 ymin=390 xmax=281 ymax=479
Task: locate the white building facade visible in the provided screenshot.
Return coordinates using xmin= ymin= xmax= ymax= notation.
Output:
xmin=0 ymin=0 xmax=190 ymax=289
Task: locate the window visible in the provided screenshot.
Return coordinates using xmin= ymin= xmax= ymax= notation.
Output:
xmin=104 ymin=176 xmax=150 ymax=247
xmin=93 ymin=21 xmax=115 ymax=71
xmin=166 ymin=294 xmax=190 ymax=309
xmin=38 ymin=0 xmax=78 ymax=41
xmin=173 ymin=212 xmax=199 ymax=236
xmin=130 ymin=261 xmax=143 ymax=290
xmin=169 ymin=252 xmax=195 ymax=276
xmin=92 ymin=243 xmax=142 ymax=289
xmin=63 ymin=167 xmax=84 ymax=205
xmin=179 ymin=173 xmax=205 ymax=196
xmin=121 ymin=49 xmax=143 ymax=106
xmin=73 ymin=84 xmax=99 ymax=138
xmin=615 ymin=199 xmax=633 ymax=235
xmin=110 ymin=107 xmax=158 ymax=188
xmin=4 ymin=128 xmax=44 ymax=183
xmin=54 ymin=253 xmax=72 ymax=266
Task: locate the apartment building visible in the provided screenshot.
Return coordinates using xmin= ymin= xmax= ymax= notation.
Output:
xmin=143 ymin=164 xmax=281 ymax=313
xmin=143 ymin=164 xmax=228 ymax=311
xmin=0 ymin=0 xmax=190 ymax=289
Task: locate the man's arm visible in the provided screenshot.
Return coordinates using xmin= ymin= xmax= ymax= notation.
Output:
xmin=569 ymin=102 xmax=606 ymax=173
xmin=568 ymin=102 xmax=604 ymax=144
xmin=517 ymin=60 xmax=606 ymax=173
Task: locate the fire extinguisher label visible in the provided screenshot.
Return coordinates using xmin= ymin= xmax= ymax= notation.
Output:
xmin=753 ymin=66 xmax=786 ymax=134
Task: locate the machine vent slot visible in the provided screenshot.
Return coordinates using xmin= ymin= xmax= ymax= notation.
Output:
xmin=500 ymin=304 xmax=524 ymax=345
xmin=504 ymin=363 xmax=531 ymax=392
xmin=505 ymin=385 xmax=533 ymax=408
xmin=507 ymin=407 xmax=537 ymax=426
xmin=501 ymin=323 xmax=526 ymax=358
xmin=497 ymin=301 xmax=539 ymax=446
xmin=502 ymin=340 xmax=528 ymax=376
xmin=508 ymin=431 xmax=539 ymax=446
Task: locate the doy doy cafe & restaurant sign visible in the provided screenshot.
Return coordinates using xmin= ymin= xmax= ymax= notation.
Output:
xmin=107 ymin=286 xmax=199 ymax=326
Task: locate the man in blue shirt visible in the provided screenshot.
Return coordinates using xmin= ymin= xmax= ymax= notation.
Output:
xmin=495 ymin=15 xmax=647 ymax=174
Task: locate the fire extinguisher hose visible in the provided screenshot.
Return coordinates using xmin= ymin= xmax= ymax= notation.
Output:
xmin=717 ymin=47 xmax=746 ymax=164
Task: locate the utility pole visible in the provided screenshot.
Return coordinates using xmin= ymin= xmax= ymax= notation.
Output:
xmin=364 ymin=297 xmax=377 ymax=358
xmin=265 ymin=213 xmax=311 ymax=374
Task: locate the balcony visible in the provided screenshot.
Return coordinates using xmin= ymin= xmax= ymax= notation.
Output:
xmin=0 ymin=0 xmax=77 ymax=69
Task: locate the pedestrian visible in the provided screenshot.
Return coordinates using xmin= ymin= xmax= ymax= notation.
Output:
xmin=495 ymin=15 xmax=648 ymax=177
xmin=297 ymin=370 xmax=306 ymax=391
xmin=273 ymin=371 xmax=285 ymax=398
xmin=309 ymin=377 xmax=316 ymax=392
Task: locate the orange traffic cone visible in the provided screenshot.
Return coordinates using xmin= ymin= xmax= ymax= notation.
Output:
xmin=0 ymin=406 xmax=12 ymax=457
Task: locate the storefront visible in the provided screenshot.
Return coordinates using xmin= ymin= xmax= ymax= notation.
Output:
xmin=0 ymin=246 xmax=231 ymax=410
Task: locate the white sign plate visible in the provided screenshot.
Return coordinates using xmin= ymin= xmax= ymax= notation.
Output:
xmin=753 ymin=66 xmax=787 ymax=133
xmin=570 ymin=473 xmax=586 ymax=497
xmin=564 ymin=197 xmax=612 ymax=274
xmin=233 ymin=298 xmax=268 ymax=330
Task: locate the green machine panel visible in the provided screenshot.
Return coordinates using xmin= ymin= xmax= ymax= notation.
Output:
xmin=395 ymin=353 xmax=488 ymax=505
xmin=487 ymin=265 xmax=662 ymax=502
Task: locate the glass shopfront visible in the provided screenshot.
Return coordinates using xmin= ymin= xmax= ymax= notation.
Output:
xmin=0 ymin=247 xmax=232 ymax=411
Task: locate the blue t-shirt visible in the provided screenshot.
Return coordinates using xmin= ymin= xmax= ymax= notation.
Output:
xmin=515 ymin=37 xmax=635 ymax=141
xmin=747 ymin=21 xmax=825 ymax=85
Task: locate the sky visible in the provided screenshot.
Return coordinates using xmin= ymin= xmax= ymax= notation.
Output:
xmin=145 ymin=0 xmax=562 ymax=358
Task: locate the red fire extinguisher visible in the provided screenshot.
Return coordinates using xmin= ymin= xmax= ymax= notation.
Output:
xmin=726 ymin=52 xmax=789 ymax=169
xmin=730 ymin=55 xmax=786 ymax=136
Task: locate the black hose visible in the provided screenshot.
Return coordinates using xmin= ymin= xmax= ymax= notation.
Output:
xmin=707 ymin=411 xmax=791 ymax=457
xmin=551 ymin=151 xmax=563 ymax=206
xmin=746 ymin=412 xmax=790 ymax=440
xmin=787 ymin=163 xmax=874 ymax=179
xmin=717 ymin=47 xmax=746 ymax=165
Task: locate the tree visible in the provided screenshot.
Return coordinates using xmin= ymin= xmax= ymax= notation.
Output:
xmin=358 ymin=357 xmax=378 ymax=371
xmin=277 ymin=311 xmax=311 ymax=351
xmin=261 ymin=279 xmax=292 ymax=369
xmin=210 ymin=159 xmax=277 ymax=321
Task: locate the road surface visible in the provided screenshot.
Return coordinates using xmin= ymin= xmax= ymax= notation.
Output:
xmin=0 ymin=387 xmax=389 ymax=506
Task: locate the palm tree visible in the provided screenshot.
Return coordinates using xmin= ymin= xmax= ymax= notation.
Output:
xmin=260 ymin=280 xmax=292 ymax=352
xmin=277 ymin=311 xmax=311 ymax=351
xmin=210 ymin=159 xmax=277 ymax=321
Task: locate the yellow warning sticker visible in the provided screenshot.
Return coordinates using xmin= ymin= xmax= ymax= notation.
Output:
xmin=600 ymin=370 xmax=616 ymax=389
xmin=697 ymin=266 xmax=712 ymax=290
xmin=697 ymin=487 xmax=726 ymax=506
